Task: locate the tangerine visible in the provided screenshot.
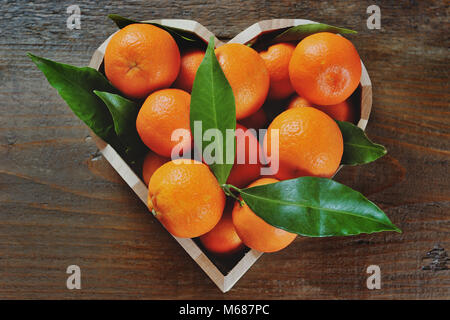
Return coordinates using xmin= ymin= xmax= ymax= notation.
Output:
xmin=264 ymin=106 xmax=343 ymax=180
xmin=232 ymin=178 xmax=297 ymax=253
xmin=173 ymin=49 xmax=205 ymax=93
xmin=289 ymin=32 xmax=361 ymax=105
xmin=136 ymin=88 xmax=191 ymax=157
xmin=259 ymin=43 xmax=295 ymax=100
xmin=148 ymin=159 xmax=225 ymax=238
xmin=215 ymin=43 xmax=269 ymax=119
xmin=104 ymin=24 xmax=180 ymax=99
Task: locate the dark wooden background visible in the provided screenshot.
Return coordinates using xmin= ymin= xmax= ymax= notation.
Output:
xmin=0 ymin=0 xmax=448 ymax=299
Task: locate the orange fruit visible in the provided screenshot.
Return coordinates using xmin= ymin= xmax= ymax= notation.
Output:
xmin=226 ymin=124 xmax=262 ymax=188
xmin=142 ymin=150 xmax=170 ymax=186
xmin=259 ymin=43 xmax=295 ymax=100
xmin=288 ymin=94 xmax=357 ymax=123
xmin=104 ymin=24 xmax=180 ymax=99
xmin=172 ymin=49 xmax=205 ymax=93
xmin=215 ymin=43 xmax=269 ymax=119
xmin=264 ymin=106 xmax=343 ymax=180
xmin=289 ymin=32 xmax=361 ymax=105
xmin=148 ymin=159 xmax=225 ymax=238
xmin=136 ymin=88 xmax=191 ymax=157
xmin=239 ymin=108 xmax=268 ymax=131
xmin=232 ymin=178 xmax=297 ymax=253
xmin=314 ymin=100 xmax=357 ymax=123
xmin=199 ymin=207 xmax=244 ymax=255
xmin=287 ymin=95 xmax=314 ymax=109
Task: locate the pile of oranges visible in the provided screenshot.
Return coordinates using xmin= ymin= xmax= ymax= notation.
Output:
xmin=104 ymin=23 xmax=362 ymax=255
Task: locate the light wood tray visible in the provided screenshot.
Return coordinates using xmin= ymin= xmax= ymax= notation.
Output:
xmin=88 ymin=19 xmax=372 ymax=293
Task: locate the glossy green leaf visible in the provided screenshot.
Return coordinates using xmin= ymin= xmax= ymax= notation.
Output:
xmin=108 ymin=14 xmax=198 ymax=43
xmin=190 ymin=37 xmax=236 ymax=184
xmin=94 ymin=91 xmax=147 ymax=161
xmin=274 ymin=23 xmax=357 ymax=42
xmin=107 ymin=14 xmax=138 ymax=29
xmin=28 ymin=53 xmax=122 ymax=148
xmin=337 ymin=120 xmax=387 ymax=165
xmin=234 ymin=177 xmax=400 ymax=237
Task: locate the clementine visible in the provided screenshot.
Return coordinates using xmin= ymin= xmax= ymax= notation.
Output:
xmin=199 ymin=207 xmax=244 ymax=255
xmin=232 ymin=178 xmax=297 ymax=253
xmin=226 ymin=124 xmax=262 ymax=188
xmin=264 ymin=106 xmax=343 ymax=180
xmin=148 ymin=159 xmax=225 ymax=238
xmin=287 ymin=95 xmax=314 ymax=109
xmin=288 ymin=94 xmax=357 ymax=123
xmin=142 ymin=150 xmax=170 ymax=186
xmin=314 ymin=100 xmax=357 ymax=123
xmin=215 ymin=43 xmax=269 ymax=119
xmin=259 ymin=43 xmax=295 ymax=100
xmin=104 ymin=23 xmax=180 ymax=99
xmin=173 ymin=49 xmax=205 ymax=93
xmin=289 ymin=32 xmax=361 ymax=105
xmin=136 ymin=88 xmax=191 ymax=157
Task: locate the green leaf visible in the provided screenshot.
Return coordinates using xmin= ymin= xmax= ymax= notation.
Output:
xmin=94 ymin=91 xmax=147 ymax=161
xmin=337 ymin=120 xmax=387 ymax=165
xmin=108 ymin=14 xmax=198 ymax=43
xmin=190 ymin=37 xmax=236 ymax=184
xmin=107 ymin=14 xmax=137 ymax=29
xmin=28 ymin=53 xmax=122 ymax=148
xmin=274 ymin=23 xmax=357 ymax=42
xmin=234 ymin=177 xmax=400 ymax=237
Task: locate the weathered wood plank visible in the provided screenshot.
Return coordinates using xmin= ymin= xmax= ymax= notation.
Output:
xmin=0 ymin=0 xmax=448 ymax=299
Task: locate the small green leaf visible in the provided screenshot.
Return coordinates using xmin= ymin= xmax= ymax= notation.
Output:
xmin=107 ymin=14 xmax=137 ymax=29
xmin=94 ymin=91 xmax=147 ymax=161
xmin=337 ymin=120 xmax=387 ymax=165
xmin=274 ymin=23 xmax=357 ymax=42
xmin=28 ymin=53 xmax=122 ymax=149
xmin=235 ymin=177 xmax=400 ymax=237
xmin=108 ymin=14 xmax=198 ymax=44
xmin=190 ymin=37 xmax=236 ymax=184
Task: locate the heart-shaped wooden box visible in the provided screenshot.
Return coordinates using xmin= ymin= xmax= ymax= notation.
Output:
xmin=88 ymin=19 xmax=372 ymax=292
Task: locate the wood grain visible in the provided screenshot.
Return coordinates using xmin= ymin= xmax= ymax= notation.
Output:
xmin=0 ymin=0 xmax=449 ymax=299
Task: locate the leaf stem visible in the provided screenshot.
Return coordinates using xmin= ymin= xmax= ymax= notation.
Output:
xmin=221 ymin=184 xmax=245 ymax=206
